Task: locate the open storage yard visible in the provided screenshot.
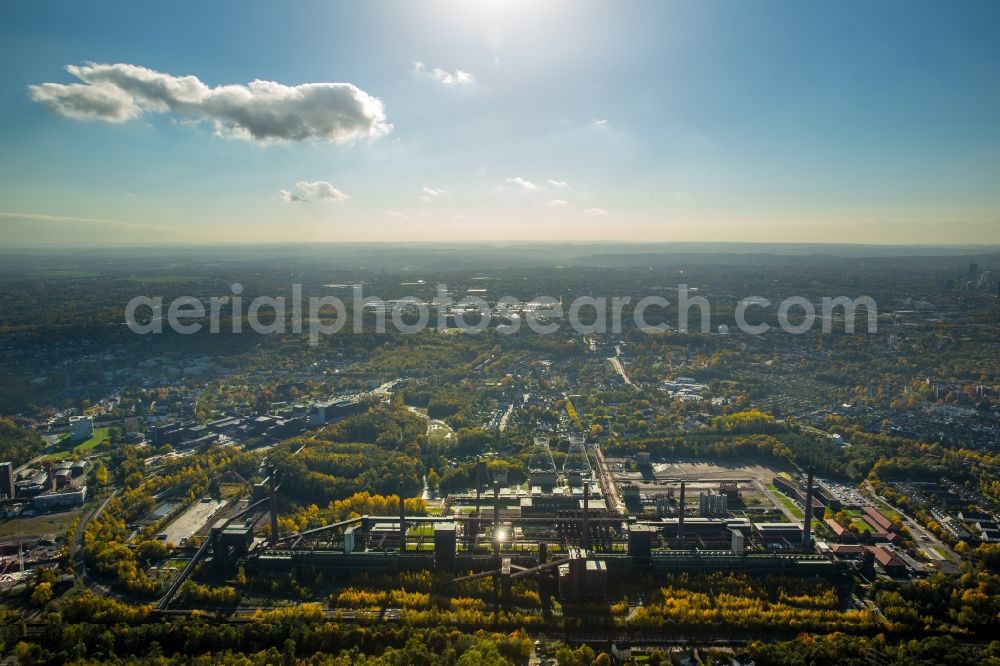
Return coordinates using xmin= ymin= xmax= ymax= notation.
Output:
xmin=605 ymin=458 xmax=793 ymax=517
xmin=159 ymin=498 xmax=228 ymax=545
xmin=0 ymin=508 xmax=83 ymax=540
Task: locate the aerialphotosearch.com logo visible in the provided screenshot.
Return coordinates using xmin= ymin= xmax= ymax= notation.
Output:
xmin=124 ymin=283 xmax=878 ymax=346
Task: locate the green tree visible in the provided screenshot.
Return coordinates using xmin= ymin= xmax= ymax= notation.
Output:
xmin=93 ymin=461 xmax=109 ymax=486
xmin=30 ymin=582 xmax=52 ymax=606
xmin=457 ymin=639 xmax=513 ymax=666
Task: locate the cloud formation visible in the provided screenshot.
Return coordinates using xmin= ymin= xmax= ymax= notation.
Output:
xmin=546 ymin=199 xmax=569 ymax=207
xmin=584 ymin=207 xmax=608 ymax=216
xmin=0 ymin=211 xmax=158 ymax=229
xmin=29 ymin=63 xmax=391 ymax=144
xmin=279 ymin=181 xmax=349 ymax=203
xmin=547 ymin=179 xmax=571 ymax=189
xmin=506 ymin=177 xmax=541 ymax=191
xmin=420 ymin=186 xmax=445 ymax=204
xmin=412 ymin=61 xmax=474 ymax=86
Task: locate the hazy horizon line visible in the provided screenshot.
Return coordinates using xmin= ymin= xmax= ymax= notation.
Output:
xmin=4 ymin=239 xmax=1000 ymax=264
xmin=4 ymin=239 xmax=1000 ymax=250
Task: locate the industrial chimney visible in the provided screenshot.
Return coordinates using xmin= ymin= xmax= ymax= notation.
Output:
xmin=398 ymin=481 xmax=407 ymax=554
xmin=802 ymin=466 xmax=814 ymax=551
xmin=677 ymin=481 xmax=686 ymax=542
xmin=475 ymin=461 xmax=483 ymax=517
xmin=492 ymin=479 xmax=501 ymax=556
xmin=268 ymin=465 xmax=279 ymax=548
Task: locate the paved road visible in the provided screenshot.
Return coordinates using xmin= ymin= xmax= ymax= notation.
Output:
xmin=755 ymin=480 xmax=804 ymax=523
xmin=498 ymin=403 xmax=515 ymax=432
xmin=608 ymin=356 xmax=636 ymax=388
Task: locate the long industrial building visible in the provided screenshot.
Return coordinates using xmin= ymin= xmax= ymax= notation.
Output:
xmin=166 ymin=444 xmax=851 ymax=610
xmin=230 ymin=472 xmax=850 ymax=606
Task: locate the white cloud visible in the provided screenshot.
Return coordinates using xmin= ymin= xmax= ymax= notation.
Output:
xmin=28 ymin=80 xmax=140 ymax=122
xmin=506 ymin=177 xmax=540 ymax=191
xmin=0 ymin=211 xmax=160 ymax=229
xmin=546 ymin=199 xmax=569 ymax=207
xmin=592 ymin=118 xmax=608 ymax=126
xmin=547 ymin=179 xmax=571 ymax=189
xmin=420 ymin=186 xmax=445 ymax=204
xmin=386 ymin=210 xmax=411 ymax=219
xmin=584 ymin=207 xmax=608 ymax=216
xmin=29 ymin=63 xmax=391 ymax=144
xmin=412 ymin=61 xmax=474 ymax=86
xmin=279 ymin=181 xmax=348 ymax=203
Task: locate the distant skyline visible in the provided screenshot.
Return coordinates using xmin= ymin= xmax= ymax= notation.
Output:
xmin=1 ymin=0 xmax=999 ymax=246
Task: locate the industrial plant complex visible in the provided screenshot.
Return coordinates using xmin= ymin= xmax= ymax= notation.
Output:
xmin=147 ymin=432 xmax=891 ymax=614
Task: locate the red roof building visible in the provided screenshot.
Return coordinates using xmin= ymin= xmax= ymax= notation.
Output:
xmin=862 ymin=506 xmax=893 ymax=531
xmin=868 ymin=545 xmax=907 ymax=576
xmin=825 ymin=518 xmax=854 ymax=540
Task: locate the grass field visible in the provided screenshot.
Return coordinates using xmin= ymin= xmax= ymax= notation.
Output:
xmin=220 ymin=483 xmax=248 ymax=500
xmin=768 ymin=485 xmax=804 ymax=519
xmin=777 ymin=495 xmax=804 ymax=519
xmin=44 ymin=427 xmax=109 ymax=461
xmin=75 ymin=427 xmax=109 ymax=453
xmin=406 ymin=406 xmax=454 ymax=444
xmin=427 ymin=421 xmax=454 ymax=443
xmin=878 ymin=505 xmax=903 ymax=523
xmin=0 ymin=508 xmax=83 ymax=539
xmin=408 ymin=525 xmax=434 ymax=537
xmin=851 ymin=519 xmax=875 ymax=534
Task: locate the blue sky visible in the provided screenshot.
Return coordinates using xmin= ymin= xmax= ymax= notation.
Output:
xmin=1 ymin=0 xmax=999 ymax=245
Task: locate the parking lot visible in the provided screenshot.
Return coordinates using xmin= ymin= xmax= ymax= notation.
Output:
xmin=817 ymin=478 xmax=867 ymax=507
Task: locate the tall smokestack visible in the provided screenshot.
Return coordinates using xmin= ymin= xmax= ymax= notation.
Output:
xmin=399 ymin=481 xmax=406 ymax=554
xmin=802 ymin=466 xmax=814 ymax=551
xmin=268 ymin=465 xmax=279 ymax=548
xmin=582 ymin=482 xmax=591 ymax=551
xmin=678 ymin=481 xmax=685 ymax=542
xmin=475 ymin=462 xmax=482 ymax=518
xmin=493 ymin=480 xmax=501 ymax=556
